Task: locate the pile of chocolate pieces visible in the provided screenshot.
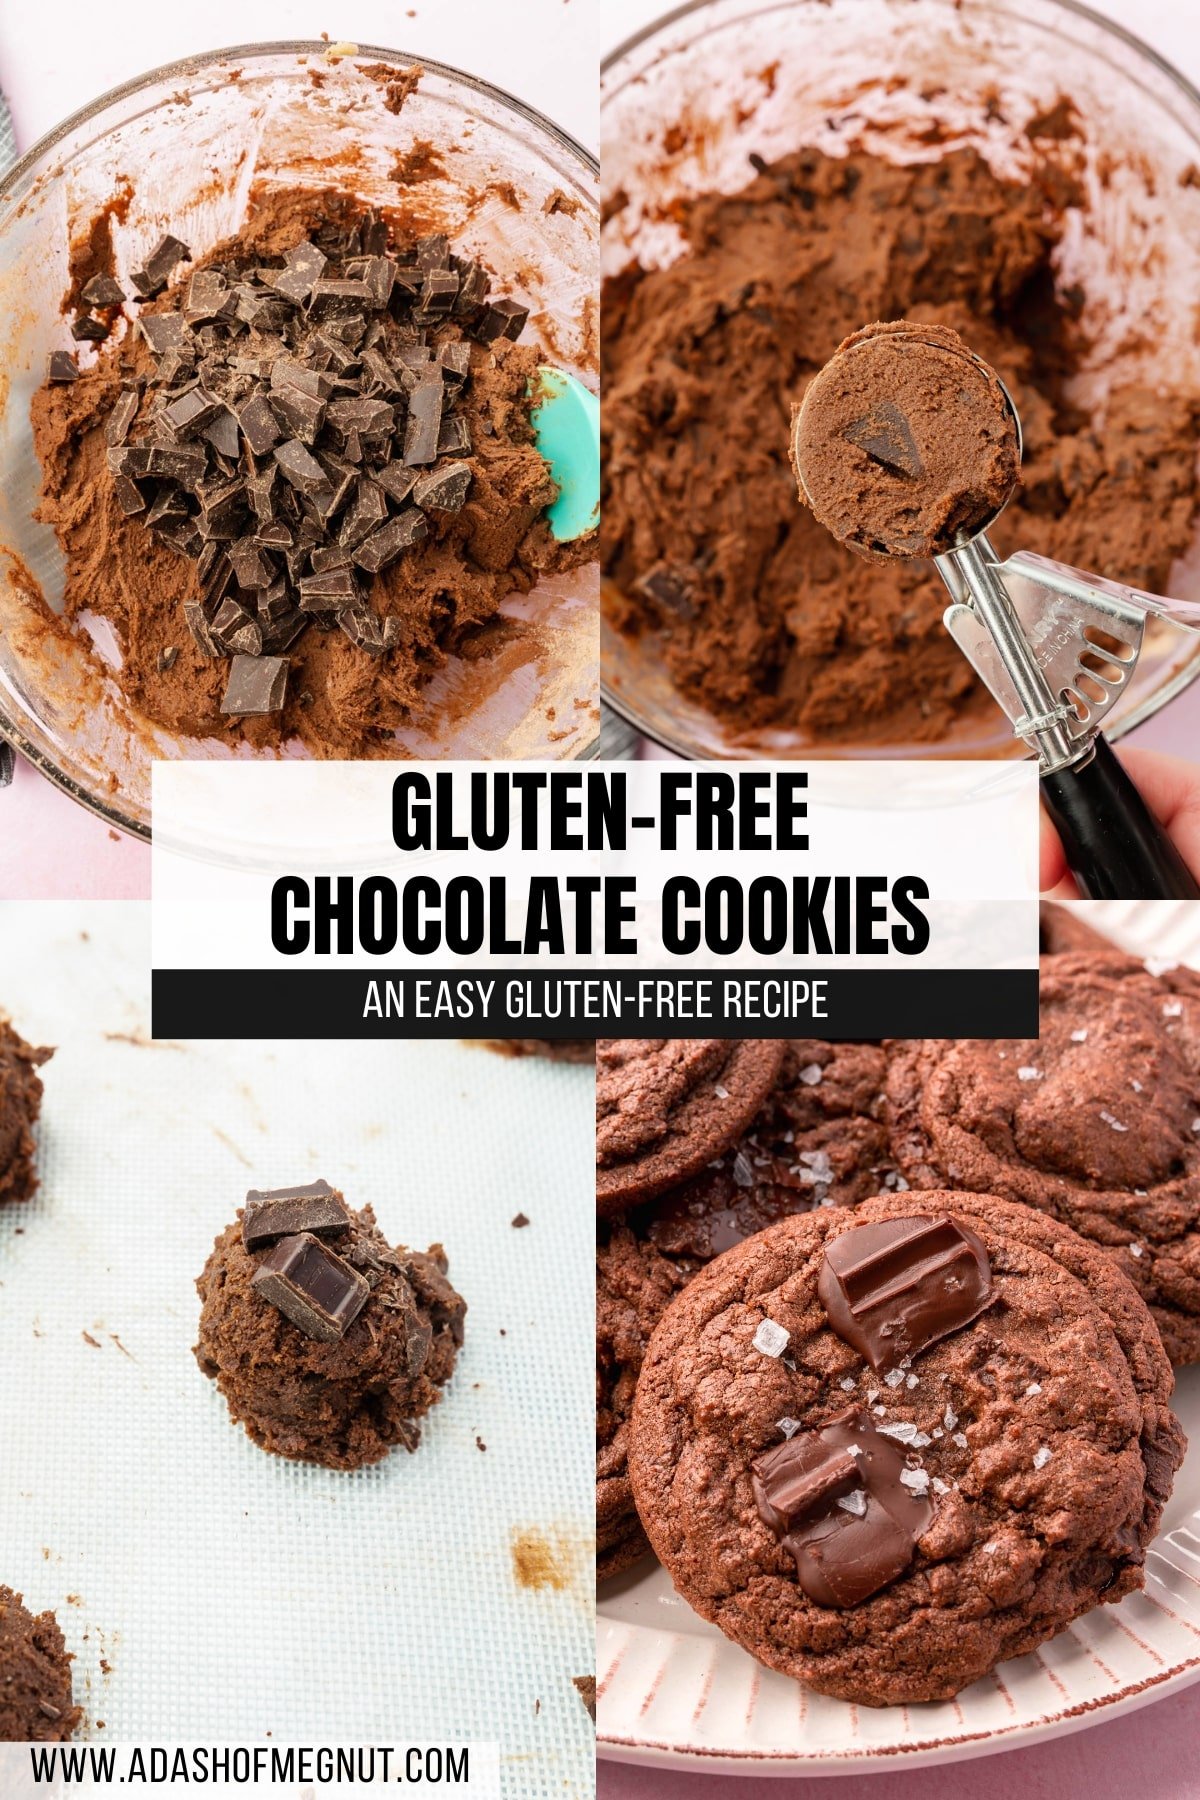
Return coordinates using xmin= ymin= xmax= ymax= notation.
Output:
xmin=51 ymin=215 xmax=529 ymax=718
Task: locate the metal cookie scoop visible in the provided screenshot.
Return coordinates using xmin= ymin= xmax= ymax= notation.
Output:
xmin=794 ymin=331 xmax=1200 ymax=899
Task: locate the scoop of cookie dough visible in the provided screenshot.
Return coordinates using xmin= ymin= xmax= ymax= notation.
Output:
xmin=629 ymin=1191 xmax=1184 ymax=1705
xmin=0 ymin=1588 xmax=80 ymax=1741
xmin=596 ymin=1039 xmax=786 ymax=1214
xmin=195 ymin=1188 xmax=465 ymax=1468
xmin=791 ymin=320 xmax=1020 ymax=562
xmin=0 ymin=1022 xmax=52 ymax=1205
xmin=887 ymin=950 xmax=1200 ymax=1363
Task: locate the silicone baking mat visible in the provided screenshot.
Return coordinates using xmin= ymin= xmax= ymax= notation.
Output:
xmin=0 ymin=903 xmax=594 ymax=1798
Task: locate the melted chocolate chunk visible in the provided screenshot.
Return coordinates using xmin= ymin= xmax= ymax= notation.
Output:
xmin=752 ymin=1406 xmax=932 ymax=1607
xmin=818 ymin=1215 xmax=993 ymax=1371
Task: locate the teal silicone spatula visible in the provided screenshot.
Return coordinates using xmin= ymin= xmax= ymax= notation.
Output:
xmin=531 ymin=367 xmax=600 ymax=542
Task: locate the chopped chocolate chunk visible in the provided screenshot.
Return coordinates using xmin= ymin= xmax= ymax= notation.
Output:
xmin=46 ymin=351 xmax=78 ymax=383
xmin=71 ymin=314 xmax=109 ymax=343
xmin=163 ymin=387 xmax=221 ymax=438
xmin=338 ymin=608 xmax=387 ymax=654
xmin=270 ymin=240 xmax=328 ymax=304
xmin=204 ymin=408 xmax=241 ymax=461
xmin=157 ymin=646 xmax=179 ymax=672
xmin=250 ymin=1231 xmax=370 ymax=1343
xmin=242 ymin=1178 xmax=348 ymax=1250
xmin=473 ymin=297 xmax=528 ymax=343
xmin=112 ymin=474 xmax=147 ymax=515
xmin=438 ymin=341 xmax=471 ymax=386
xmin=417 ymin=268 xmax=458 ymax=318
xmin=403 ymin=375 xmax=443 ymax=465
xmin=138 ymin=313 xmax=191 ymax=356
xmin=337 ymin=478 xmax=389 ymax=548
xmin=220 ymin=653 xmax=289 ymax=716
xmin=184 ymin=601 xmax=221 ymax=657
xmin=184 ymin=269 xmax=231 ymax=324
xmin=103 ymin=388 xmax=140 ymax=445
xmin=844 ymin=400 xmax=924 ymax=480
xmin=818 ymin=1215 xmax=994 ymax=1372
xmin=436 ymin=416 xmax=471 ymax=458
xmin=298 ymin=568 xmax=362 ymax=610
xmin=82 ymin=273 xmax=126 ymax=307
xmin=130 ymin=233 xmax=191 ymax=298
xmin=413 ymin=463 xmax=471 ymax=512
xmin=375 ymin=463 xmax=417 ymax=505
xmin=274 ymin=438 xmax=331 ymax=499
xmin=353 ymin=509 xmax=428 ymax=572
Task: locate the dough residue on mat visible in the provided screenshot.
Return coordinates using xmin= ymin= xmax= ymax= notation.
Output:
xmin=602 ymin=130 xmax=1200 ymax=744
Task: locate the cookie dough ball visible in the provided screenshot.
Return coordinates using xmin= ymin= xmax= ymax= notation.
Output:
xmin=630 ymin=1193 xmax=1183 ymax=1705
xmin=0 ymin=1588 xmax=80 ymax=1741
xmin=0 ymin=1023 xmax=51 ymax=1205
xmin=792 ymin=320 xmax=1020 ymax=561
xmin=196 ymin=1186 xmax=465 ymax=1469
xmin=888 ymin=951 xmax=1200 ymax=1362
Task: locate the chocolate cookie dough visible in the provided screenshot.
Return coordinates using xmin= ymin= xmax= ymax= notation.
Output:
xmin=629 ymin=1192 xmax=1184 ymax=1704
xmin=195 ymin=1183 xmax=465 ymax=1467
xmin=0 ymin=1022 xmax=52 ymax=1206
xmin=791 ymin=321 xmax=1019 ymax=561
xmin=887 ymin=952 xmax=1200 ymax=1363
xmin=32 ymin=190 xmax=593 ymax=757
xmin=0 ymin=1588 xmax=80 ymax=1741
xmin=603 ymin=138 xmax=1200 ymax=743
xmin=596 ymin=1040 xmax=893 ymax=1577
xmin=596 ymin=1038 xmax=786 ymax=1214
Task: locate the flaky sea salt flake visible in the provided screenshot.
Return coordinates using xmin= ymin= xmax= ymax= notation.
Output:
xmin=1033 ymin=1446 xmax=1053 ymax=1470
xmin=798 ymin=1064 xmax=823 ymax=1087
xmin=836 ymin=1489 xmax=868 ymax=1517
xmin=753 ymin=1318 xmax=789 ymax=1357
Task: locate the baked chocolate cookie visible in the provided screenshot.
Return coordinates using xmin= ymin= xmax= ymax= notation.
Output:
xmin=0 ymin=1587 xmax=80 ymax=1740
xmin=596 ymin=1039 xmax=786 ymax=1214
xmin=596 ymin=1041 xmax=893 ymax=1578
xmin=0 ymin=1021 xmax=52 ymax=1205
xmin=196 ymin=1185 xmax=465 ymax=1469
xmin=629 ymin=1192 xmax=1184 ymax=1705
xmin=1039 ymin=901 xmax=1117 ymax=958
xmin=888 ymin=951 xmax=1200 ymax=1363
xmin=597 ymin=1222 xmax=689 ymax=1579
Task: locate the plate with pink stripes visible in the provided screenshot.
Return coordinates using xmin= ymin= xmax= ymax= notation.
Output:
xmin=598 ymin=903 xmax=1200 ymax=1773
xmin=598 ymin=1330 xmax=1200 ymax=1777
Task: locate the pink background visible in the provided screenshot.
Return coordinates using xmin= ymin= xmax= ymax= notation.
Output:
xmin=599 ymin=1684 xmax=1199 ymax=1798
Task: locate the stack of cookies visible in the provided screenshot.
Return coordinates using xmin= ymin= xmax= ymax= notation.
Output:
xmin=595 ymin=917 xmax=1198 ymax=1704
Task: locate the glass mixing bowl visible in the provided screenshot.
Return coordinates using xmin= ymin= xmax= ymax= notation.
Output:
xmin=0 ymin=42 xmax=599 ymax=839
xmin=601 ymin=0 xmax=1200 ymax=761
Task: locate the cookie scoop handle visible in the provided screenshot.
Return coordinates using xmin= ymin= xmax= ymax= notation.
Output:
xmin=1040 ymin=734 xmax=1200 ymax=899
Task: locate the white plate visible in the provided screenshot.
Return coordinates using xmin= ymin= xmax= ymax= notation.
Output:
xmin=598 ymin=901 xmax=1200 ymax=1774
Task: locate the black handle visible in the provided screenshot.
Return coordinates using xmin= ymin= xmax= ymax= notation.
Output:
xmin=1040 ymin=734 xmax=1200 ymax=900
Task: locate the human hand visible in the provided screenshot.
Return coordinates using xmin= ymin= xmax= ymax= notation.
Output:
xmin=1040 ymin=746 xmax=1200 ymax=898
